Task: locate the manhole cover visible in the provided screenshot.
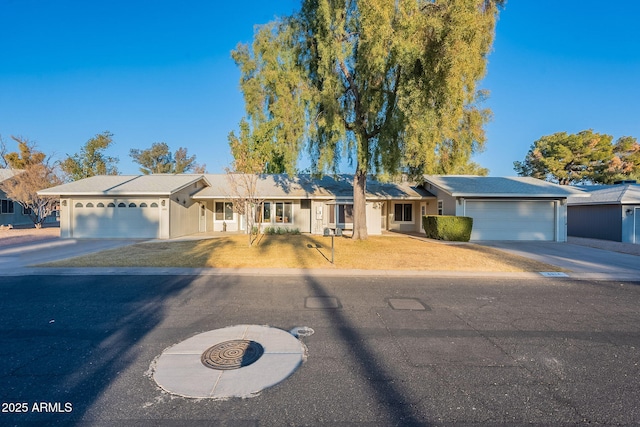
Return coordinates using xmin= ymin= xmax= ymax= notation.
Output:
xmin=201 ymin=339 xmax=264 ymax=370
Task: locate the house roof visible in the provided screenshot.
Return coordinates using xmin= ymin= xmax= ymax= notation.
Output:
xmin=568 ymin=184 xmax=640 ymax=205
xmin=38 ymin=174 xmax=208 ymax=196
xmin=193 ymin=174 xmax=433 ymax=200
xmin=0 ymin=168 xmax=22 ymax=183
xmin=423 ymin=175 xmax=590 ymax=198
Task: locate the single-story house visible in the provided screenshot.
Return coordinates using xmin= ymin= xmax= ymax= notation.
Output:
xmin=37 ymin=174 xmax=432 ymax=239
xmin=423 ymin=175 xmax=589 ymax=241
xmin=38 ymin=173 xmax=586 ymax=242
xmin=1 ymin=168 xmax=58 ymax=228
xmin=567 ymin=182 xmax=640 ymax=244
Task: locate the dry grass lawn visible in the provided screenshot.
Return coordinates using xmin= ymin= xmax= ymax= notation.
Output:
xmin=39 ymin=234 xmax=562 ymax=272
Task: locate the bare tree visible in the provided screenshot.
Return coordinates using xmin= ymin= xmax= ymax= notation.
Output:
xmin=1 ymin=136 xmax=62 ymax=228
xmin=0 ymin=135 xmax=8 ymax=168
xmin=224 ymin=171 xmax=264 ymax=247
xmin=1 ymin=164 xmax=62 ymax=228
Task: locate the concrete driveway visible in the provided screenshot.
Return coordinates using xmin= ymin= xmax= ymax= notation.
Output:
xmin=479 ymin=239 xmax=640 ymax=280
xmin=0 ymin=238 xmax=145 ymax=270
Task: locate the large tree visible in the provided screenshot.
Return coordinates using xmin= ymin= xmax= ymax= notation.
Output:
xmin=130 ymin=142 xmax=205 ymax=174
xmin=61 ymin=131 xmax=119 ymax=181
xmin=514 ymin=130 xmax=616 ymax=185
xmin=233 ymin=0 xmax=503 ymax=239
xmin=1 ymin=137 xmax=62 ymax=228
xmin=604 ymin=136 xmax=640 ymax=184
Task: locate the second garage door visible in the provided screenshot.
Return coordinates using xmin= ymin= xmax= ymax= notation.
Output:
xmin=464 ymin=200 xmax=556 ymax=241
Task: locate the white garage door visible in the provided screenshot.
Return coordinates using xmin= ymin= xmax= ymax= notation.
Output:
xmin=465 ymin=200 xmax=556 ymax=241
xmin=72 ymin=199 xmax=160 ymax=238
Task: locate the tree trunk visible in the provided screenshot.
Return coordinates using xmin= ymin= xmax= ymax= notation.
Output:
xmin=351 ymin=168 xmax=368 ymax=240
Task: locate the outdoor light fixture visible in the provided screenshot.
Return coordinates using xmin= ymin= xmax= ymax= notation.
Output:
xmin=626 ymin=208 xmax=634 ymax=216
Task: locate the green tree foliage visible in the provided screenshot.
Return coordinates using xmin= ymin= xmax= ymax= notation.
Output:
xmin=604 ymin=136 xmax=640 ymax=184
xmin=230 ymin=21 xmax=309 ymax=174
xmin=233 ymin=0 xmax=503 ymax=239
xmin=228 ymin=119 xmax=285 ymax=174
xmin=61 ymin=131 xmax=119 ymax=181
xmin=129 ymin=142 xmax=205 ymax=174
xmin=513 ymin=130 xmax=640 ymax=185
xmin=1 ymin=137 xmax=62 ymax=227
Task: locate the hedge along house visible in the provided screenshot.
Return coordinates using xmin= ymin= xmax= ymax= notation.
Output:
xmin=567 ymin=182 xmax=640 ymax=244
xmin=38 ymin=173 xmax=433 ymax=239
xmin=422 ymin=175 xmax=589 ymax=242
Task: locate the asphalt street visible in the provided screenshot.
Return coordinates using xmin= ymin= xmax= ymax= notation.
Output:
xmin=1 ymin=273 xmax=640 ymax=426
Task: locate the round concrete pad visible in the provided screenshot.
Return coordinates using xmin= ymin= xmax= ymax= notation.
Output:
xmin=152 ymin=325 xmax=306 ymax=399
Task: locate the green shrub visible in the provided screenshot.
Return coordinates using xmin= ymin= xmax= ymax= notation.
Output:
xmin=423 ymin=215 xmax=473 ymax=242
xmin=263 ymin=226 xmax=300 ymax=235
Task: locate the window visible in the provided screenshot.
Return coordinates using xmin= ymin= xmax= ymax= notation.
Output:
xmin=338 ymin=204 xmax=353 ymax=224
xmin=118 ymin=203 xmax=126 ymax=207
xmin=275 ymin=202 xmax=292 ymax=223
xmin=75 ymin=202 xmax=83 ymax=208
xmin=128 ymin=203 xmax=137 ymax=208
xmin=215 ymin=202 xmax=233 ymax=221
xmin=86 ymin=202 xmax=94 ymax=208
xmin=1 ymin=199 xmax=14 ymax=214
xmin=150 ymin=202 xmax=158 ymax=208
xmin=107 ymin=202 xmax=116 ymax=207
xmin=97 ymin=202 xmax=105 ymax=208
xmin=394 ymin=203 xmax=413 ymax=222
xmin=22 ymin=206 xmax=32 ymax=215
xmin=256 ymin=202 xmax=271 ymax=223
xmin=327 ymin=203 xmax=353 ymax=224
xmin=140 ymin=203 xmax=148 ymax=208
xmin=437 ymin=200 xmax=443 ymax=216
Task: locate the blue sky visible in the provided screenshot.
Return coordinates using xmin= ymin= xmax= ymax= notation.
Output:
xmin=1 ymin=0 xmax=639 ymax=176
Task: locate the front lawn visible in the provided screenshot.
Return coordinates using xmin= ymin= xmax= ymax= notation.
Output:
xmin=38 ymin=234 xmax=562 ymax=272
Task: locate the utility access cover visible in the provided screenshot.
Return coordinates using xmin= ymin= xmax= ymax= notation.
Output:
xmin=201 ymin=340 xmax=264 ymax=370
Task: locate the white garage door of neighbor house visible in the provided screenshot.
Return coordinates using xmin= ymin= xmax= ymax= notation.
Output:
xmin=72 ymin=200 xmax=160 ymax=238
xmin=465 ymin=200 xmax=556 ymax=241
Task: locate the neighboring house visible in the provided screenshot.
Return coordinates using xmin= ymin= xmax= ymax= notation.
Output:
xmin=423 ymin=175 xmax=589 ymax=241
xmin=38 ymin=173 xmax=585 ymax=241
xmin=1 ymin=168 xmax=58 ymax=228
xmin=567 ymin=182 xmax=640 ymax=244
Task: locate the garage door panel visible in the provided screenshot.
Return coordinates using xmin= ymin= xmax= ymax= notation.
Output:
xmin=72 ymin=199 xmax=159 ymax=238
xmin=466 ymin=201 xmax=555 ymax=241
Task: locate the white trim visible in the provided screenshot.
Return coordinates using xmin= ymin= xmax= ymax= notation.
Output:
xmin=391 ymin=202 xmax=415 ymax=224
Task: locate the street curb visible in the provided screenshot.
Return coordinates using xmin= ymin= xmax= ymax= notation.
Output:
xmin=5 ymin=266 xmax=639 ymax=281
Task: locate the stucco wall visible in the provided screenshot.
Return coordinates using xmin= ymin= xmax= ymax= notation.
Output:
xmin=170 ymin=188 xmax=201 ymax=238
